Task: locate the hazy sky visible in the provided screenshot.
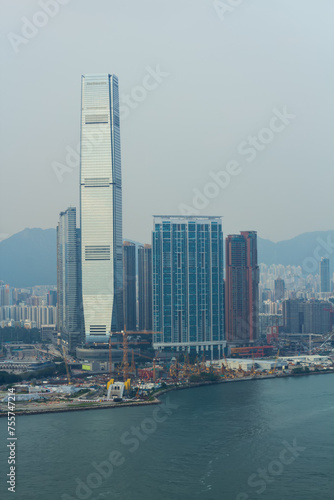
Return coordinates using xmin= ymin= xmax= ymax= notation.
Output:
xmin=1 ymin=0 xmax=333 ymax=244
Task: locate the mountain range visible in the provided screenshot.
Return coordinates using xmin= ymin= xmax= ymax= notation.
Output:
xmin=0 ymin=228 xmax=333 ymax=288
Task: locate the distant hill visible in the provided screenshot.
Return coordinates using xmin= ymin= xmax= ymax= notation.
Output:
xmin=0 ymin=228 xmax=56 ymax=287
xmin=258 ymin=231 xmax=334 ymax=271
xmin=0 ymin=228 xmax=333 ymax=288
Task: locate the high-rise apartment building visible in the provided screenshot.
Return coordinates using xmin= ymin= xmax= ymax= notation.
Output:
xmin=0 ymin=285 xmax=13 ymax=306
xmin=320 ymin=257 xmax=330 ymax=293
xmin=282 ymin=299 xmax=332 ymax=334
xmin=47 ymin=290 xmax=57 ymax=307
xmin=138 ymin=244 xmax=152 ymax=331
xmin=57 ymin=207 xmax=81 ymax=351
xmin=152 ymin=216 xmax=225 ymax=356
xmin=123 ymin=241 xmax=137 ymax=331
xmin=225 ymin=231 xmax=259 ymax=344
xmin=274 ymin=277 xmax=285 ymax=301
xmin=80 ymin=74 xmax=123 ymax=342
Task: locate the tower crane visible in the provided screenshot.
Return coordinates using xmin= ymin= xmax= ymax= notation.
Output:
xmin=269 ymin=350 xmax=280 ymax=375
xmin=119 ymin=328 xmax=162 ymax=381
xmin=61 ymin=345 xmax=72 ymax=385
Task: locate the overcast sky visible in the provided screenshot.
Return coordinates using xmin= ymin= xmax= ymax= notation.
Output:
xmin=1 ymin=0 xmax=333 ymax=244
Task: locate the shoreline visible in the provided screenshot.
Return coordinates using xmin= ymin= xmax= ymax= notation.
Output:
xmin=0 ymin=398 xmax=160 ymax=418
xmin=1 ymin=370 xmax=333 ymax=417
xmin=153 ymin=369 xmax=334 ymax=398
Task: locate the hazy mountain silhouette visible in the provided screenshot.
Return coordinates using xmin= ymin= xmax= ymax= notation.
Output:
xmin=0 ymin=228 xmax=56 ymax=287
xmin=1 ymin=228 xmax=333 ymax=287
xmin=258 ymin=230 xmax=334 ymax=271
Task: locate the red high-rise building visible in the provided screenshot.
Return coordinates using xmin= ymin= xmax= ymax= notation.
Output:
xmin=225 ymin=231 xmax=259 ymax=344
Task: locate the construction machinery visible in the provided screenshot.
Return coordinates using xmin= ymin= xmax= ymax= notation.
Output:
xmin=135 ymin=379 xmax=144 ymax=399
xmin=130 ymin=350 xmax=136 ymax=376
xmin=135 ymin=352 xmax=157 ymax=382
xmin=119 ymin=329 xmax=162 ymax=381
xmin=200 ymin=352 xmax=206 ymax=372
xmin=61 ymin=345 xmax=71 ymax=385
xmin=312 ymin=330 xmax=334 ymax=355
xmin=108 ymin=335 xmax=112 ymax=378
xmin=269 ymin=350 xmax=280 ymax=375
xmin=251 ymin=353 xmax=256 ymax=376
xmin=169 ymin=358 xmax=179 ymax=381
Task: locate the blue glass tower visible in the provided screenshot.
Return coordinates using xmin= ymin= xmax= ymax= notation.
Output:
xmin=152 ymin=216 xmax=225 ymax=356
xmin=57 ymin=207 xmax=82 ymax=352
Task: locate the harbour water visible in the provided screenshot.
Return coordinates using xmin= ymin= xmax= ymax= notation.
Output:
xmin=1 ymin=374 xmax=334 ymax=500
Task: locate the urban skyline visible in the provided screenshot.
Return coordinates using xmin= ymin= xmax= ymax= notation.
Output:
xmin=53 ymin=74 xmax=261 ymax=350
xmin=4 ymin=63 xmax=332 ymax=352
xmin=1 ymin=3 xmax=333 ymax=499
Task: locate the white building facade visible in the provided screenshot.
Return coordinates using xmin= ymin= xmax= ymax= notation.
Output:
xmin=80 ymin=74 xmax=123 ymax=342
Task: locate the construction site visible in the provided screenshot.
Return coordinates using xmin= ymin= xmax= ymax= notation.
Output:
xmin=1 ymin=326 xmax=334 ymax=417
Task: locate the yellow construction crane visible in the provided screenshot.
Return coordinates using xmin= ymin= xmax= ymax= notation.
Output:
xmin=61 ymin=345 xmax=71 ymax=385
xmin=134 ymin=352 xmax=157 ymax=382
xmin=269 ymin=350 xmax=280 ymax=375
xmin=250 ymin=352 xmax=256 ymax=376
xmin=121 ymin=331 xmax=130 ymax=381
xmin=183 ymin=352 xmax=191 ymax=378
xmin=130 ymin=350 xmax=136 ymax=375
xmin=119 ymin=328 xmax=162 ymax=381
xmin=194 ymin=355 xmax=201 ymax=375
xmin=109 ymin=335 xmax=112 ymax=379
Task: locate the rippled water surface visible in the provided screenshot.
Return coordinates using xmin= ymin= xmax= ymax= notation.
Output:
xmin=1 ymin=374 xmax=334 ymax=500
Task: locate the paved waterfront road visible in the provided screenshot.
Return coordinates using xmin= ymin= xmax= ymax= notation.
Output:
xmin=1 ymin=374 xmax=334 ymax=500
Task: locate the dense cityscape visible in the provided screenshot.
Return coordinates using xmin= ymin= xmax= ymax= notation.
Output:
xmin=1 ymin=75 xmax=334 ymax=412
xmin=1 ymin=2 xmax=333 ymax=498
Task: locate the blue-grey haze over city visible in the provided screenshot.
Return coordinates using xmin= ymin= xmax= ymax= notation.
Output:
xmin=1 ymin=2 xmax=334 ymax=500
xmin=1 ymin=0 xmax=334 ymax=244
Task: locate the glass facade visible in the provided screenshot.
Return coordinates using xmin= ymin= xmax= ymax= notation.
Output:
xmin=123 ymin=241 xmax=137 ymax=331
xmin=57 ymin=207 xmax=81 ymax=351
xmin=80 ymin=74 xmax=123 ymax=342
xmin=320 ymin=257 xmax=330 ymax=293
xmin=153 ymin=216 xmax=225 ymax=354
xmin=138 ymin=244 xmax=153 ymax=331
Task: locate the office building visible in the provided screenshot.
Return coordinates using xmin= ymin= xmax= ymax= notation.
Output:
xmin=152 ymin=216 xmax=225 ymax=356
xmin=320 ymin=258 xmax=330 ymax=293
xmin=80 ymin=74 xmax=124 ymax=342
xmin=138 ymin=244 xmax=152 ymax=331
xmin=123 ymin=241 xmax=137 ymax=331
xmin=57 ymin=207 xmax=81 ymax=351
xmin=225 ymin=231 xmax=259 ymax=344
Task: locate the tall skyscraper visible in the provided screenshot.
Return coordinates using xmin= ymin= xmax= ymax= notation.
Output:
xmin=225 ymin=231 xmax=259 ymax=344
xmin=80 ymin=74 xmax=123 ymax=343
xmin=138 ymin=244 xmax=152 ymax=331
xmin=274 ymin=277 xmax=285 ymax=301
xmin=123 ymin=241 xmax=137 ymax=331
xmin=57 ymin=207 xmax=81 ymax=351
xmin=153 ymin=216 xmax=225 ymax=356
xmin=320 ymin=257 xmax=330 ymax=293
